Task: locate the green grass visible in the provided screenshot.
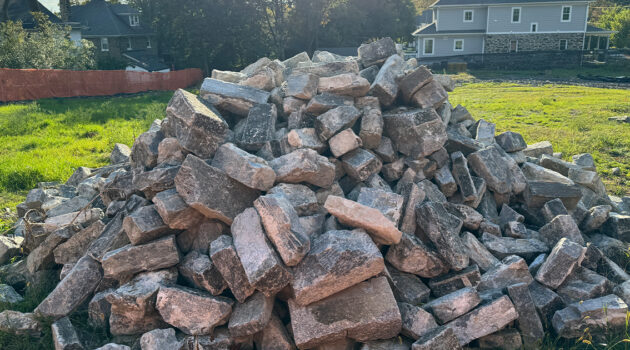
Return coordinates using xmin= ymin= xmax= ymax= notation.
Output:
xmin=448 ymin=63 xmax=630 ymax=82
xmin=449 ymin=82 xmax=630 ymax=196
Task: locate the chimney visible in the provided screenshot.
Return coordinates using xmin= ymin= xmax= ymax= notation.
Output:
xmin=59 ymin=0 xmax=70 ymax=22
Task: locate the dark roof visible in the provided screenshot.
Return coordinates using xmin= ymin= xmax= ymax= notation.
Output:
xmin=416 ymin=11 xmax=433 ymax=26
xmin=69 ymin=0 xmax=153 ymax=37
xmin=586 ymin=24 xmax=615 ymax=33
xmin=5 ymin=0 xmax=61 ymax=29
xmin=432 ymin=0 xmax=591 ymax=6
xmin=123 ymin=50 xmax=170 ymax=72
xmin=413 ymin=22 xmax=486 ymax=35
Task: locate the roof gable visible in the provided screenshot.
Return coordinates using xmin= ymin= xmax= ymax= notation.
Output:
xmin=69 ymin=0 xmax=152 ymax=37
xmin=6 ymin=0 xmax=61 ymax=29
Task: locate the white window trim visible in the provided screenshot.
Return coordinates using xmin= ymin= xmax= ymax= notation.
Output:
xmin=100 ymin=37 xmax=109 ymax=52
xmin=510 ymin=39 xmax=519 ymax=53
xmin=531 ymin=22 xmax=538 ymax=32
xmin=127 ymin=38 xmax=132 ymax=51
xmin=423 ymin=38 xmax=435 ymax=55
xmin=561 ymin=5 xmax=571 ymax=22
xmin=463 ymin=10 xmax=474 ymax=22
xmin=559 ymin=39 xmax=568 ymax=50
xmin=511 ymin=7 xmax=521 ymax=23
xmin=146 ymin=37 xmax=152 ymax=49
xmin=453 ymin=39 xmax=465 ymax=51
xmin=129 ymin=15 xmax=140 ymax=27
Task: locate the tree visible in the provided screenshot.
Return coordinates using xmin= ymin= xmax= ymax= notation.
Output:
xmin=0 ymin=12 xmax=95 ymax=69
xmin=597 ymin=6 xmax=630 ymax=48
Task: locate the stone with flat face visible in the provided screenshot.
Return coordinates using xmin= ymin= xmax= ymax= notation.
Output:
xmin=253 ymin=313 xmax=295 ymax=350
xmin=410 ymin=80 xmax=448 ymax=109
xmin=200 ymin=78 xmax=271 ymax=116
xmin=357 ymin=187 xmax=404 ymax=225
xmin=53 ymin=220 xmax=104 ymax=265
xmin=552 ymin=295 xmax=628 ymax=338
xmin=477 ymin=329 xmax=523 ymax=350
xmin=383 ymin=108 xmax=447 ymax=158
xmin=286 ymin=73 xmax=319 ymax=100
xmin=461 ymin=232 xmax=499 ymax=272
xmin=101 ymin=235 xmax=180 ymax=281
xmin=482 ymin=233 xmax=549 ymax=261
xmin=318 ymin=73 xmax=370 ymax=97
xmin=0 ymin=311 xmax=41 ymax=337
xmin=471 ymin=119 xmax=495 ymax=146
xmin=341 ymin=148 xmax=383 ymax=182
xmin=178 ymin=251 xmax=226 ymax=296
xmin=358 ymin=38 xmax=397 ymax=67
xmin=324 ymin=196 xmax=402 ymax=245
xmin=399 ymin=302 xmax=438 ymax=340
xmin=210 ymin=235 xmax=256 ymax=303
xmin=236 ymin=103 xmax=277 ymax=151
xmin=423 ymin=287 xmax=481 ymax=324
xmin=286 ymin=128 xmax=327 ymax=153
xmin=293 ymin=229 xmax=384 ymax=306
xmin=228 ymin=292 xmax=274 ymax=338
xmin=293 ymin=60 xmax=360 ymax=78
xmin=52 ymin=317 xmax=83 ymax=350
xmin=398 ymin=182 xmax=426 ymax=234
xmin=529 ymin=281 xmax=565 ymax=324
xmin=254 ymin=194 xmax=311 ymax=267
xmin=329 ymin=129 xmax=362 ymax=158
xmin=451 ymin=151 xmax=477 ymax=202
xmin=412 ymin=326 xmax=462 ymax=350
xmin=477 ymin=255 xmax=534 ymax=291
xmin=357 ymin=96 xmax=384 ymax=149
xmin=387 ymin=267 xmax=431 ymax=304
xmin=495 ymin=131 xmax=527 ymax=153
xmin=385 ymin=232 xmax=448 ymax=278
xmin=370 ymin=55 xmax=404 ymax=106
xmin=130 ymin=129 xmax=163 ymax=171
xmin=507 ymin=282 xmax=545 ymax=345
xmin=539 ymin=214 xmax=584 ymax=247
xmin=211 ymin=143 xmax=276 ymax=191
xmin=288 ymin=276 xmax=402 ymax=349
xmin=268 ymin=183 xmax=319 ymax=216
xmin=523 ymin=141 xmax=553 ymax=158
xmin=153 ymin=188 xmax=204 ymax=230
xmin=359 ymin=65 xmax=380 ymax=84
xmin=467 ymin=145 xmax=526 ymax=196
xmin=428 ymin=265 xmax=481 ymax=297
xmin=140 ymin=328 xmax=182 ymax=350
xmin=315 ymin=105 xmax=361 ymax=141
xmin=157 ymin=137 xmax=186 ymax=166
xmin=232 ymin=208 xmax=292 ymax=296
xmin=416 ymin=201 xmax=468 ymax=271
xmin=175 ymin=154 xmax=260 ymax=225
xmin=270 ymin=149 xmax=336 ymax=188
xmin=306 ymin=93 xmax=354 ymax=116
xmin=399 ymin=66 xmax=433 ymax=103
xmin=35 ymin=255 xmax=103 ymax=319
xmin=156 ymin=285 xmax=233 ymax=335
xmin=123 ymin=205 xmax=172 ymax=246
xmin=444 ymin=296 xmax=518 ymax=346
xmin=434 ymin=166 xmax=457 ymax=197
xmin=535 ymin=238 xmax=586 ymax=289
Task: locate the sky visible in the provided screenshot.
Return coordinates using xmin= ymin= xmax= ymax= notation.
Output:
xmin=41 ymin=0 xmax=59 ymax=12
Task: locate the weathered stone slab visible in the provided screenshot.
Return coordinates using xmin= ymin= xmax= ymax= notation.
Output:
xmin=270 ymin=149 xmax=336 ymax=188
xmin=411 ymin=326 xmax=462 ymax=350
xmin=51 ymin=317 xmax=83 ymax=350
xmin=166 ymin=89 xmax=228 ymax=158
xmin=87 ymin=289 xmax=112 ymax=329
xmin=399 ymin=302 xmax=438 ymax=340
xmin=0 ymin=311 xmax=41 ymax=336
xmin=200 ymin=78 xmax=271 ymax=116
xmin=232 ymin=208 xmax=292 ymax=296
xmin=477 ymin=255 xmax=533 ymax=291
xmin=211 ymin=143 xmax=276 ymax=191
xmin=399 ymin=66 xmax=433 ymax=103
xmin=552 ymin=295 xmax=628 ymax=338
xmin=444 ymin=295 xmax=518 ymax=346
xmin=423 ymin=287 xmax=481 ymax=324
xmin=507 ymin=282 xmax=544 ymax=345
xmin=529 ymin=281 xmax=565 ymax=324
xmin=254 ymin=194 xmax=311 ymax=267
xmin=369 ymin=55 xmax=404 ymax=106
xmin=54 ymin=220 xmax=105 ymax=265
xmin=156 ymin=285 xmax=233 ymax=335
xmin=535 ymin=238 xmax=586 ymax=289
xmin=228 ymin=292 xmax=273 ymax=338
xmin=286 ymin=73 xmax=319 ymax=100
xmin=236 ymin=103 xmax=277 ymax=151
xmin=140 ymin=328 xmax=182 ymax=350
xmin=27 ymin=226 xmax=77 ymax=273
xmin=35 ymin=255 xmax=103 ymax=319
xmin=387 ymin=267 xmax=431 ymax=304
xmin=268 ymin=183 xmax=318 ymax=216
xmin=318 ymin=73 xmax=370 ymax=97
xmin=101 ymin=235 xmax=180 ymax=280
xmin=478 ymin=328 xmax=522 ymax=349
xmin=495 ymin=131 xmax=527 ymax=152
xmin=153 ymin=188 xmax=204 ymax=230
xmin=306 ymin=93 xmax=354 ymax=116
xmin=211 ymin=69 xmax=246 ymax=83
xmin=539 ymin=214 xmax=584 ymax=247
xmin=428 ymin=265 xmax=481 ymax=297
xmin=324 ymin=195 xmax=402 ymax=245
xmin=451 ymin=151 xmax=477 ymax=202
xmin=416 ymin=201 xmax=468 ymax=271
xmin=410 ymin=80 xmax=448 ymax=109
xmin=130 ymin=130 xmax=163 ymax=171
xmin=434 ymin=166 xmax=457 ymax=197
xmin=293 ymin=229 xmax=384 ymax=306
xmin=0 ymin=284 xmax=23 ymax=304
xmin=522 ymin=141 xmax=553 ymax=158
xmin=315 ymin=105 xmax=361 ymax=141
xmin=383 ymin=108 xmax=447 ymax=158
xmin=175 ymin=154 xmax=260 ymax=225
xmin=86 ymin=212 xmax=128 ymax=261
xmin=179 ymin=251 xmax=226 ymax=295
xmin=123 ymin=205 xmax=171 ymax=245
xmin=386 ymin=232 xmax=448 ymax=278
xmin=358 ymin=38 xmax=397 ymax=67
xmin=482 ymin=233 xmax=549 ymax=261
xmin=292 ymin=60 xmax=360 ymax=78
xmin=286 ymin=127 xmax=327 ymax=153
xmin=341 ymin=148 xmax=383 ymax=182
xmin=461 ymin=232 xmax=499 ymax=272
xmin=357 ymin=187 xmax=403 ymax=225
xmin=288 ymin=276 xmax=401 ymax=349
xmin=468 ymin=145 xmax=526 ymax=196
xmin=357 ymin=96 xmax=384 ymax=149
xmin=329 ymin=129 xmax=362 ymax=158
xmin=253 ymin=313 xmax=295 ymax=350
xmin=210 ymin=235 xmax=256 ymax=303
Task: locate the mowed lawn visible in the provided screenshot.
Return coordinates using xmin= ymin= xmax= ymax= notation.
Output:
xmin=450 ymin=82 xmax=630 ymax=196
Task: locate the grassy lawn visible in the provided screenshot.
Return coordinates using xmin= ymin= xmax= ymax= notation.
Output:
xmin=450 ymin=82 xmax=630 ymax=196
xmin=445 ymin=63 xmax=630 ymax=82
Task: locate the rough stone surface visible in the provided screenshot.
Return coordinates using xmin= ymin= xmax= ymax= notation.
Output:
xmin=535 ymin=238 xmax=586 ymax=289
xmin=122 ymin=205 xmax=171 ymax=245
xmin=210 ymin=235 xmax=256 ymax=303
xmin=101 ymin=235 xmax=180 ymax=281
xmin=152 ymin=188 xmax=204 ymax=230
xmin=411 ymin=326 xmax=462 ymax=350
xmin=212 ymin=142 xmax=276 ymax=191
xmin=428 ymin=265 xmax=481 ymax=297
xmin=228 ymin=292 xmax=273 ymax=338
xmin=315 ymin=105 xmax=361 ymax=141
xmin=358 ymin=38 xmax=397 ymax=67
xmin=416 ymin=201 xmax=468 ymax=271
xmin=383 ymin=108 xmax=447 ymax=158
xmin=507 ymin=282 xmax=544 ymax=345
xmin=178 ymin=251 xmax=226 ymax=295
xmin=270 ymin=149 xmax=336 ymax=188
xmin=399 ymin=302 xmax=438 ymax=340
xmin=200 ymin=78 xmax=271 ymax=116
xmin=52 ymin=317 xmax=84 ymax=350
xmin=0 ymin=311 xmax=41 ymax=337
xmin=423 ymin=287 xmax=481 ymax=324
xmin=318 ymin=73 xmax=370 ymax=97
xmin=369 ymin=55 xmax=404 ymax=106
xmin=140 ymin=328 xmax=182 ymax=350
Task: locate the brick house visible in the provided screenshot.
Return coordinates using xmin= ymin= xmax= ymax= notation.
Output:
xmin=413 ymin=0 xmax=615 ymax=60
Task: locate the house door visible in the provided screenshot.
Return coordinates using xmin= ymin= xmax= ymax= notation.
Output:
xmin=510 ymin=40 xmax=518 ymax=53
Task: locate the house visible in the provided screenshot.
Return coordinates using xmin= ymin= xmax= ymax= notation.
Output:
xmin=65 ymin=0 xmax=169 ymax=72
xmin=2 ymin=0 xmax=60 ymax=28
xmin=413 ymin=0 xmax=615 ymax=60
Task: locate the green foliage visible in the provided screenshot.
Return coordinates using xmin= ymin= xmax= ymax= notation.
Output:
xmin=597 ymin=6 xmax=630 ymax=48
xmin=95 ymin=55 xmax=129 ymax=70
xmin=0 ymin=12 xmax=95 ymax=70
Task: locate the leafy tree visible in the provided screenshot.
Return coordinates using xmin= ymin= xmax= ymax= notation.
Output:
xmin=597 ymin=6 xmax=630 ymax=48
xmin=0 ymin=12 xmax=95 ymax=69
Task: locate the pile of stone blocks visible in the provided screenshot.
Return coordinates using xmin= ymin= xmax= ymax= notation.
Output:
xmin=1 ymin=37 xmax=630 ymax=350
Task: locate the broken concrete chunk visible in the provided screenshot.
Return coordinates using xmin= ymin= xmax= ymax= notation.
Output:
xmin=175 ymin=154 xmax=260 ymax=225
xmin=210 ymin=235 xmax=256 ymax=303
xmin=211 ymin=142 xmax=276 ymax=191
xmin=270 ymin=149 xmax=336 ymax=188
xmin=288 ymin=276 xmax=401 ymax=349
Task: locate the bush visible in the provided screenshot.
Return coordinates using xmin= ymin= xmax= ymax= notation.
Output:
xmin=597 ymin=7 xmax=630 ymax=49
xmin=0 ymin=12 xmax=95 ymax=70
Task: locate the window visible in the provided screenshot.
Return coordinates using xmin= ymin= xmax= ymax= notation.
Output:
xmin=531 ymin=23 xmax=537 ymax=32
xmin=454 ymin=39 xmax=464 ymax=51
xmin=146 ymin=37 xmax=152 ymax=49
xmin=463 ymin=10 xmax=473 ymax=22
xmin=129 ymin=15 xmax=140 ymax=26
xmin=511 ymin=7 xmax=521 ymax=23
xmin=127 ymin=38 xmax=132 ymax=51
xmin=510 ymin=40 xmax=518 ymax=53
xmin=100 ymin=37 xmax=109 ymax=52
xmin=559 ymin=39 xmax=568 ymax=50
xmin=561 ymin=6 xmax=571 ymax=22
xmin=423 ymin=38 xmax=434 ymax=55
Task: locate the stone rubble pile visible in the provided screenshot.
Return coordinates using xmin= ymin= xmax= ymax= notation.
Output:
xmin=1 ymin=37 xmax=630 ymax=350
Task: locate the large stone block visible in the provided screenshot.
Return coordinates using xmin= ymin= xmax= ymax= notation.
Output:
xmin=178 ymin=251 xmax=226 ymax=296
xmin=399 ymin=66 xmax=433 ymax=103
xmin=153 ymin=188 xmax=204 ymax=230
xmin=211 ymin=143 xmax=276 ymax=191
xmin=410 ymin=80 xmax=448 ymax=110
xmin=123 ymin=205 xmax=172 ymax=245
xmin=286 ymin=73 xmax=319 ymax=100
xmin=358 ymin=38 xmax=397 ymax=67
xmin=416 ymin=201 xmax=468 ymax=271
xmin=315 ymin=105 xmax=361 ymax=141
xmin=477 ymin=255 xmax=533 ymax=291
xmin=101 ymin=235 xmax=180 ymax=281
xmin=553 ymin=295 xmax=628 ymax=338
xmin=385 ymin=232 xmax=448 ymax=278
xmin=423 ymin=287 xmax=481 ymax=324
xmin=228 ymin=292 xmax=274 ymax=338
xmin=53 ymin=220 xmax=104 ymax=265
xmin=370 ymin=55 xmax=404 ymax=106
xmin=341 ymin=149 xmax=383 ymax=182
xmin=383 ymin=108 xmax=447 ymax=158
xmin=210 ymin=235 xmax=256 ymax=303
xmin=200 ymin=78 xmax=270 ymax=116
xmin=318 ymin=73 xmax=370 ymax=97
xmin=270 ymin=149 xmax=336 ymax=188
xmin=535 ymin=238 xmax=586 ymax=289
xmin=236 ymin=103 xmax=277 ymax=151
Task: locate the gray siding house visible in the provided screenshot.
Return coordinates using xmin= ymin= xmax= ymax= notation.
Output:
xmin=414 ymin=0 xmax=614 ymax=59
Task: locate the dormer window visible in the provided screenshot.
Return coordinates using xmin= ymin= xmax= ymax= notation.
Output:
xmin=463 ymin=10 xmax=473 ymax=22
xmin=129 ymin=15 xmax=140 ymax=27
xmin=561 ymin=6 xmax=571 ymax=22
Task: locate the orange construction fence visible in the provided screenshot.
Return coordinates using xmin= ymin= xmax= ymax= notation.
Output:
xmin=0 ymin=68 xmax=204 ymax=102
